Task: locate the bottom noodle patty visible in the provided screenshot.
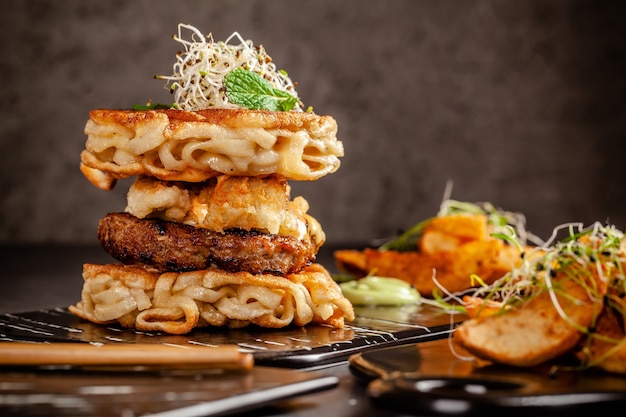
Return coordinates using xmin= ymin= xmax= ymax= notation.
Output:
xmin=98 ymin=213 xmax=317 ymax=275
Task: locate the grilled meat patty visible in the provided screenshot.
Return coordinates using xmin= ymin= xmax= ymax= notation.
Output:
xmin=98 ymin=213 xmax=316 ymax=275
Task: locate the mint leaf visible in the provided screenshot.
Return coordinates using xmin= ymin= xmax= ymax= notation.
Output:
xmin=224 ymin=68 xmax=298 ymax=111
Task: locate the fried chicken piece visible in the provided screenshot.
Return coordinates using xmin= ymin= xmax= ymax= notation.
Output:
xmin=126 ymin=175 xmax=325 ymax=249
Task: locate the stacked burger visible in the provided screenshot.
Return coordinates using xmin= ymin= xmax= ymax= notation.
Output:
xmin=69 ymin=24 xmax=354 ymax=335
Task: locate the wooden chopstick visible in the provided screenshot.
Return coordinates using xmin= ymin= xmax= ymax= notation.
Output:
xmin=0 ymin=342 xmax=254 ymax=370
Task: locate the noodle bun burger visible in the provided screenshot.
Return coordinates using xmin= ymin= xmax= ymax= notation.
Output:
xmin=69 ymin=24 xmax=354 ymax=335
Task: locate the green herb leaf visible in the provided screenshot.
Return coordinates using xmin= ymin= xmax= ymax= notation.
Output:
xmin=132 ymin=103 xmax=175 ymax=110
xmin=224 ymin=68 xmax=298 ymax=111
xmin=379 ymin=218 xmax=433 ymax=252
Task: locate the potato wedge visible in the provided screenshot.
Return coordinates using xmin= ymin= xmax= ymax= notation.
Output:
xmin=423 ymin=213 xmax=488 ymax=242
xmin=455 ymin=267 xmax=605 ymax=367
xmin=334 ymin=202 xmax=532 ymax=297
xmin=334 ymin=249 xmax=369 ymax=277
xmin=579 ymin=302 xmax=626 ymax=374
xmin=335 ymin=246 xmax=518 ymax=296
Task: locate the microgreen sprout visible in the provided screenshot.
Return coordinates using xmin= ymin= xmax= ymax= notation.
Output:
xmin=466 ymin=221 xmax=626 ymax=369
xmin=156 ymin=23 xmax=301 ymax=111
xmin=379 ymin=199 xmax=540 ymax=252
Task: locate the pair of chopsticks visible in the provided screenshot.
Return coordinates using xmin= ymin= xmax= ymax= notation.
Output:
xmin=0 ymin=342 xmax=253 ymax=371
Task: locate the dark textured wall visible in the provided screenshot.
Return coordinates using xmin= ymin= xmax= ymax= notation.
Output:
xmin=1 ymin=0 xmax=625 ymax=245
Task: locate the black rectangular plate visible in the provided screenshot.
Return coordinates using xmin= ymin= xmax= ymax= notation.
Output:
xmin=350 ymin=339 xmax=626 ymax=416
xmin=0 ymin=305 xmax=463 ymax=367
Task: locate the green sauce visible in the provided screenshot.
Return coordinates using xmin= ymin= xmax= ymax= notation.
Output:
xmin=339 ymin=276 xmax=420 ymax=306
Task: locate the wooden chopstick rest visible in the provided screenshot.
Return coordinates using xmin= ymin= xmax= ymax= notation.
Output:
xmin=0 ymin=342 xmax=253 ymax=370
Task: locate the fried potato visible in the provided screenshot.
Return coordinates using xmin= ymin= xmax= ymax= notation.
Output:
xmin=334 ymin=213 xmax=522 ymax=296
xmin=454 ymin=266 xmax=605 ymax=367
xmin=422 ymin=213 xmax=487 ymax=243
xmin=462 ymin=296 xmax=504 ymax=319
xmin=335 ymin=248 xmax=443 ymax=295
xmin=356 ymin=249 xmax=437 ymax=295
xmin=334 ymin=249 xmax=369 ymax=277
xmin=446 ymin=239 xmax=512 ymax=284
xmin=419 ymin=214 xmax=488 ymax=255
xmin=579 ymin=301 xmax=626 ymax=374
xmin=419 ymin=230 xmax=462 ymax=255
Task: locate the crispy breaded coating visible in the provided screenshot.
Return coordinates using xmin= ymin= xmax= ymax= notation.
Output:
xmin=125 ymin=175 xmax=325 ymax=248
